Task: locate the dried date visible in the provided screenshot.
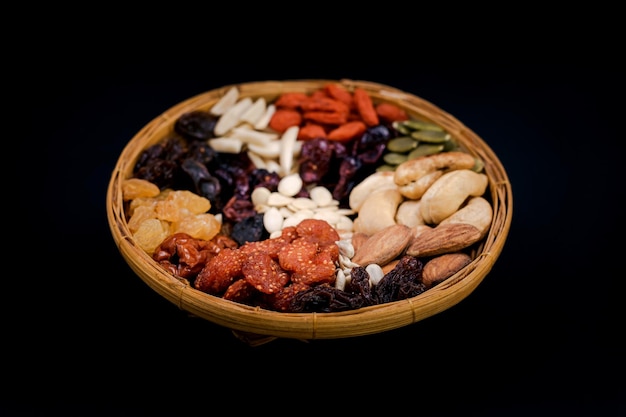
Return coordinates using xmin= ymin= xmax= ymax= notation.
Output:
xmin=174 ymin=110 xmax=219 ymax=141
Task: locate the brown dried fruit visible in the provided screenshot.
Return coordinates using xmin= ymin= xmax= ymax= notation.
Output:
xmin=405 ymin=223 xmax=482 ymax=257
xmin=352 ymin=224 xmax=412 ymax=267
xmin=422 ymin=252 xmax=472 ymax=287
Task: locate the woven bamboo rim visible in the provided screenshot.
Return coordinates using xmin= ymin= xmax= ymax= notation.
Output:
xmin=107 ymin=79 xmax=513 ymax=341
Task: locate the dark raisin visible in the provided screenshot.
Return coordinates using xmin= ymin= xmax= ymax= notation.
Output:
xmin=230 ymin=213 xmax=268 ymax=245
xmin=289 ymin=284 xmax=368 ymax=313
xmin=375 ymin=255 xmax=427 ymax=304
xmin=174 ymin=110 xmax=219 ymax=141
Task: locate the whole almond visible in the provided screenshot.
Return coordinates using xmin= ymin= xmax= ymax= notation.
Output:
xmin=422 ymin=252 xmax=472 ymax=287
xmin=352 ymin=223 xmax=412 ymax=267
xmin=350 ymin=232 xmax=370 ymax=255
xmin=405 ymin=223 xmax=481 ymax=257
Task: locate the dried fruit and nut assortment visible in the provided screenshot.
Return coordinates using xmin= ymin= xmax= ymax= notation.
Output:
xmin=122 ymin=83 xmax=493 ymax=313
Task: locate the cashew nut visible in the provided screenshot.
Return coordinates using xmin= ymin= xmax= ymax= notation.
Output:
xmin=420 ymin=169 xmax=488 ymax=224
xmin=349 ymin=170 xmax=397 ymax=211
xmin=394 ymin=151 xmax=476 ymax=199
xmin=439 ymin=196 xmax=493 ymax=237
xmin=352 ymin=188 xmax=403 ymax=236
xmin=395 ymin=199 xmax=426 ymax=228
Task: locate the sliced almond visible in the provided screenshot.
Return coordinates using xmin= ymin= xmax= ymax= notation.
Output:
xmin=207 ymin=137 xmax=243 ymax=153
xmin=279 ymin=125 xmax=299 ymax=176
xmin=240 ymin=98 xmax=267 ymax=125
xmin=210 ymin=86 xmax=239 ymax=116
xmin=254 ymin=103 xmax=276 ymax=130
xmin=247 ymin=140 xmax=281 ymax=159
xmin=213 ymin=97 xmax=253 ymax=136
xmin=229 ymin=126 xmax=278 ymax=145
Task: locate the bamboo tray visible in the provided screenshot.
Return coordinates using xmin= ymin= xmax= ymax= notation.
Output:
xmin=107 ymin=79 xmax=513 ymax=342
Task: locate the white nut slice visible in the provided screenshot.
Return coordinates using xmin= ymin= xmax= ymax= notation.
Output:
xmin=210 ymin=87 xmax=239 ymax=116
xmin=313 ymin=210 xmax=340 ymax=225
xmin=207 ymin=137 xmax=243 ymax=153
xmin=279 ymin=126 xmax=299 ymax=176
xmin=214 ymin=97 xmax=253 ymax=136
xmin=251 ymin=187 xmax=271 ymax=206
xmin=247 ymin=140 xmax=281 ymax=159
xmin=230 ymin=126 xmax=278 ymax=145
xmin=263 ymin=207 xmax=284 ymax=234
xmin=254 ymin=103 xmax=276 ymax=130
xmin=291 ymin=197 xmax=318 ymax=211
xmin=266 ymin=192 xmax=293 ymax=207
xmin=239 ymin=98 xmax=267 ymax=126
xmin=277 ymin=173 xmax=303 ymax=197
xmin=309 ymin=186 xmax=333 ymax=207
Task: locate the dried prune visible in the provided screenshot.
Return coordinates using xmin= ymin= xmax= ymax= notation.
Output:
xmin=181 ymin=158 xmax=221 ymax=203
xmin=174 ymin=110 xmax=219 ymax=141
xmin=133 ymin=136 xmax=187 ymax=189
xmin=230 ymin=213 xmax=268 ymax=245
xmin=187 ymin=141 xmax=218 ymax=166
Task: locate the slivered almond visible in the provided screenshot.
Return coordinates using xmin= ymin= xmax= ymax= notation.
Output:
xmin=240 ymin=97 xmax=267 ymax=125
xmin=254 ymin=103 xmax=276 ymax=130
xmin=279 ymin=125 xmax=299 ymax=176
xmin=213 ymin=97 xmax=253 ymax=136
xmin=207 ymin=137 xmax=243 ymax=153
xmin=229 ymin=126 xmax=278 ymax=145
xmin=210 ymin=86 xmax=239 ymax=116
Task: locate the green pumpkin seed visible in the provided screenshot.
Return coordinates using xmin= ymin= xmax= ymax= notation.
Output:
xmin=400 ymin=120 xmax=444 ymax=132
xmin=391 ymin=121 xmax=413 ymax=135
xmin=407 ymin=144 xmax=445 ymax=159
xmin=443 ymin=138 xmax=461 ymax=152
xmin=410 ymin=130 xmax=451 ymax=143
xmin=387 ymin=136 xmax=418 ymax=153
xmin=383 ymin=152 xmax=409 ymax=166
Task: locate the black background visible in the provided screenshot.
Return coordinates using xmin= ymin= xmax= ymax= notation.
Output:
xmin=8 ymin=16 xmax=625 ymax=417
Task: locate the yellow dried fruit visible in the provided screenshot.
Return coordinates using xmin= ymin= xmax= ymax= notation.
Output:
xmin=127 ymin=205 xmax=157 ymax=233
xmin=172 ymin=213 xmax=221 ymax=241
xmin=133 ymin=218 xmax=171 ymax=254
xmin=155 ymin=190 xmax=211 ymax=222
xmin=122 ymin=178 xmax=160 ymax=201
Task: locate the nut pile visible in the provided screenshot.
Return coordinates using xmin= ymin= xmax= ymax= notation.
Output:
xmin=121 ymin=82 xmax=493 ymax=313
